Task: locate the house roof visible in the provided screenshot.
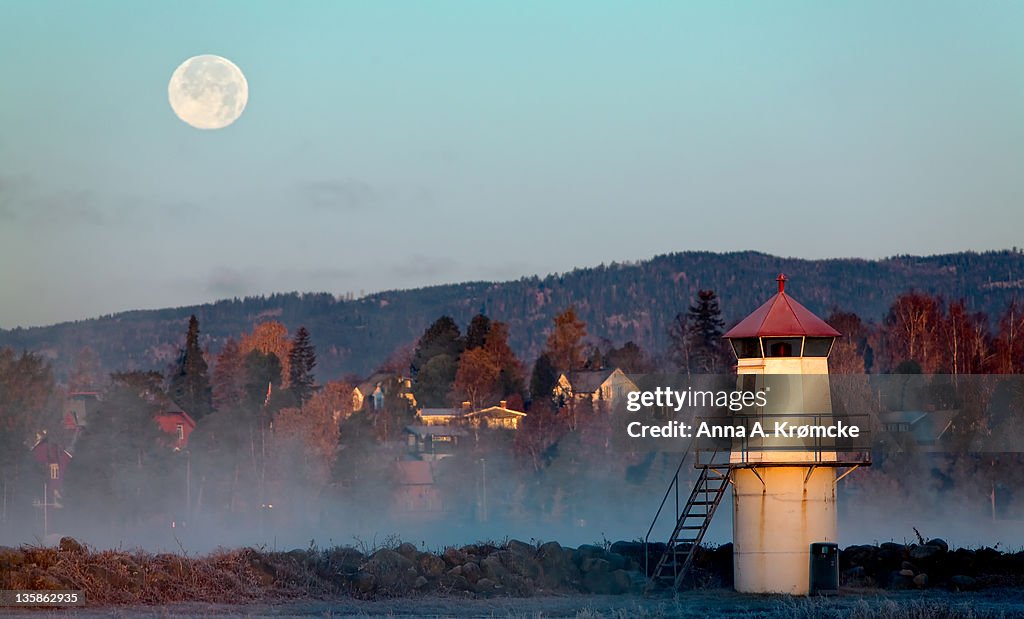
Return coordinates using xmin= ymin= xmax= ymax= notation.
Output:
xmin=356 ymin=371 xmax=396 ymax=396
xmin=563 ymin=369 xmax=618 ymax=393
xmin=879 ymin=410 xmax=929 ymax=426
xmin=405 ymin=424 xmax=468 ymax=438
xmin=467 ymin=405 xmax=526 ymax=418
xmin=419 ymin=408 xmax=462 ymax=418
xmin=723 ymin=274 xmax=840 ymax=339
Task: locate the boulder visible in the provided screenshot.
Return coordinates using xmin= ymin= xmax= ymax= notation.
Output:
xmin=481 ymin=554 xmax=512 ymax=585
xmin=609 ymin=569 xmax=633 ymax=594
xmin=366 ymin=549 xmax=415 ymax=589
xmin=417 ymin=553 xmax=447 ymax=579
xmin=443 ymin=546 xmax=467 ymax=567
xmin=414 ymin=575 xmax=429 ymax=589
xmin=909 ymin=544 xmax=941 ymax=561
xmin=913 ymin=573 xmax=929 ymax=588
xmin=462 ymin=561 xmax=482 ymax=584
xmin=442 ymin=574 xmax=471 ymax=591
xmin=573 ymin=544 xmax=606 ymax=565
xmin=841 ymin=544 xmax=878 ymax=567
xmin=889 ymin=570 xmax=913 ymax=590
xmin=58 ymin=537 xmax=85 ymax=554
xmin=537 ymin=541 xmax=576 ymax=589
xmin=583 ymin=569 xmax=613 ymax=594
xmin=327 ymin=547 xmax=364 ymax=575
xmin=581 ymin=557 xmax=610 ymax=574
xmin=396 ymin=542 xmax=418 ymax=558
xmin=926 ymin=538 xmax=949 ymax=553
xmin=604 ymin=552 xmax=627 ymax=571
xmin=506 ymin=539 xmax=535 ymax=557
xmin=475 ymin=577 xmax=497 ymax=592
xmin=950 ymin=574 xmax=977 ymax=590
xmin=351 ymin=570 xmax=376 ymax=595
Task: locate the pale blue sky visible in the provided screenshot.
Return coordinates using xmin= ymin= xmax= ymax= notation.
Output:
xmin=1 ymin=1 xmax=1023 ymax=327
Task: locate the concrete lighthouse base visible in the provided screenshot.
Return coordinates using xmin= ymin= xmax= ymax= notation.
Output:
xmin=732 ymin=466 xmax=837 ymax=595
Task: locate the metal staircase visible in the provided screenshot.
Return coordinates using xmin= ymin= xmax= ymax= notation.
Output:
xmin=645 ymin=452 xmax=731 ymax=592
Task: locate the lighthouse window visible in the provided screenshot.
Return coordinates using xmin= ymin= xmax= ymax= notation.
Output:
xmin=803 ymin=337 xmax=835 ymax=357
xmin=763 ymin=337 xmax=803 ymax=357
xmin=731 ymin=338 xmax=762 ymax=358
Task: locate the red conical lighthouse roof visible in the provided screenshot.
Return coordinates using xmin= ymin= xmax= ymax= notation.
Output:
xmin=723 ymin=274 xmax=841 ymax=338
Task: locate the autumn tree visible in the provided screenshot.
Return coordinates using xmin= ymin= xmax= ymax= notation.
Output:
xmin=992 ymin=300 xmax=1024 ymax=373
xmin=453 ymin=347 xmax=500 ymax=409
xmin=883 ymin=292 xmax=943 ymax=373
xmin=212 ymin=338 xmax=246 ymax=410
xmin=270 ymin=381 xmax=351 ymax=495
xmin=826 ymin=311 xmax=870 ymax=374
xmin=0 ymin=349 xmax=58 ymax=514
xmin=605 ymin=341 xmax=652 ymax=373
xmin=287 ymin=326 xmax=317 ymax=405
xmin=484 ymin=321 xmax=526 ymax=398
xmin=941 ymin=300 xmax=989 ymax=375
xmin=169 ymin=315 xmax=213 ymax=420
xmin=68 ymin=346 xmax=103 ymax=392
xmin=687 ymin=290 xmax=727 ymax=373
xmin=240 ymin=321 xmax=291 ymax=387
xmin=545 ymin=306 xmax=587 ymax=372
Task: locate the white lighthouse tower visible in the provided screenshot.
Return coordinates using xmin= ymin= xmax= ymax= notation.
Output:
xmin=646 ymin=275 xmax=869 ymax=594
xmin=722 ymin=274 xmax=857 ymax=594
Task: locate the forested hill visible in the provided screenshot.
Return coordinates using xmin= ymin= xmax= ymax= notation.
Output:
xmin=2 ymin=250 xmax=1023 ymax=380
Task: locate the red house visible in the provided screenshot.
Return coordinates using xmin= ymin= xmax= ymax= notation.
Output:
xmin=154 ymin=406 xmax=197 ymax=450
xmin=30 ymin=433 xmax=72 ymax=506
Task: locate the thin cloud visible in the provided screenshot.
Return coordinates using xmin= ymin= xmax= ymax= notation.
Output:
xmin=297 ymin=179 xmax=376 ymax=211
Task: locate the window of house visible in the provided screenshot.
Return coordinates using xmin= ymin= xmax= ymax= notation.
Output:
xmin=176 ymin=423 xmax=185 ymax=441
xmin=731 ymin=338 xmax=762 ymax=358
xmin=50 ymin=463 xmax=59 ymax=480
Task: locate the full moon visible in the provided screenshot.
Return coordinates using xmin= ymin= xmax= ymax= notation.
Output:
xmin=168 ymin=55 xmax=248 ymax=130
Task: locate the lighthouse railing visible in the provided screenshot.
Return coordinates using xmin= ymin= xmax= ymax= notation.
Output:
xmin=643 ymin=435 xmax=696 ymax=579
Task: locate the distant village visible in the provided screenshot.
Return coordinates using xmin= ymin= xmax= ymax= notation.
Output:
xmin=5 ymin=285 xmax=1024 ymax=540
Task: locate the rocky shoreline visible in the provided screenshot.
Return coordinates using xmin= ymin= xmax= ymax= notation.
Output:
xmin=1 ymin=536 xmax=1023 ymax=605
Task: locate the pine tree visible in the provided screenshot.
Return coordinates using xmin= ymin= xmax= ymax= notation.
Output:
xmin=466 ymin=314 xmax=492 ymax=350
xmin=687 ymin=290 xmax=727 ymax=373
xmin=411 ymin=316 xmax=464 ymax=406
xmin=169 ymin=315 xmax=212 ymax=420
xmin=529 ymin=353 xmax=558 ymax=407
xmin=288 ymin=326 xmax=317 ymax=405
xmin=212 ymin=338 xmax=246 ymax=411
